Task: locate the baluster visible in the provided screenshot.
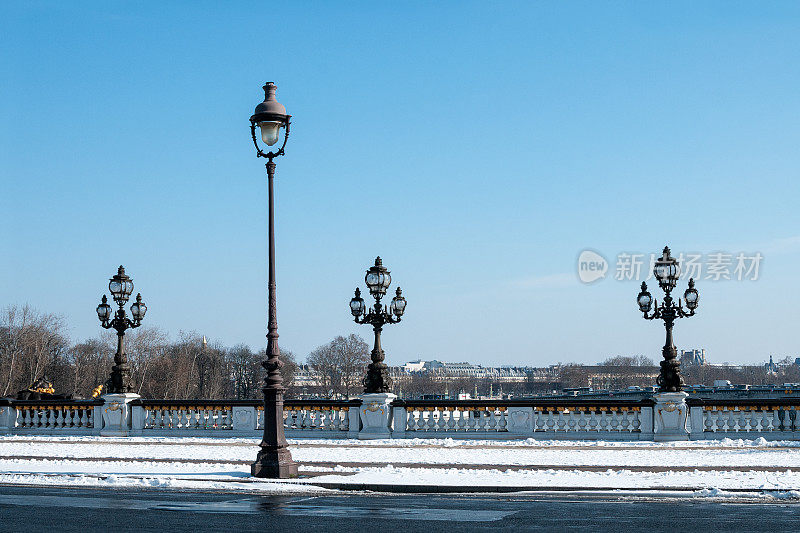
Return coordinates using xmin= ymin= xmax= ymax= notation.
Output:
xmin=55 ymin=408 xmax=64 ymax=429
xmin=466 ymin=409 xmax=476 ymax=431
xmin=22 ymin=409 xmax=31 ymax=428
xmin=534 ymin=409 xmax=544 ymax=431
xmin=65 ymin=408 xmax=75 ymax=428
xmin=577 ymin=410 xmax=587 ymax=431
xmin=588 ymin=407 xmax=598 ymax=431
xmin=764 ymin=409 xmax=775 ymax=432
xmin=32 ymin=409 xmax=41 ymax=428
xmin=221 ymin=408 xmax=232 ymax=429
xmin=485 ymin=408 xmax=495 ymax=431
xmin=623 ymin=411 xmax=633 ymax=432
xmin=445 ymin=408 xmax=455 ymax=431
xmin=609 ymin=410 xmax=620 ymax=431
xmin=405 ymin=409 xmax=416 ymax=431
xmin=498 ymin=408 xmax=508 ymax=431
xmin=154 ymin=409 xmax=164 ymax=429
xmin=545 ymin=411 xmax=555 ymax=431
xmin=456 ymin=408 xmax=466 ymax=431
xmin=567 ymin=411 xmax=578 ymax=431
xmin=632 ymin=410 xmax=641 ymax=432
xmin=424 ymin=408 xmax=435 ymax=431
xmin=703 ymin=409 xmax=713 ymax=433
xmin=597 ymin=411 xmax=607 ymax=432
xmin=556 ymin=410 xmax=567 ymax=431
xmin=79 ymin=408 xmax=89 ymax=428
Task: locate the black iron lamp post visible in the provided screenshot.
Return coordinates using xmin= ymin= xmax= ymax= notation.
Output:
xmin=636 ymin=246 xmax=699 ymax=392
xmin=350 ymin=257 xmax=407 ymax=393
xmin=96 ymin=266 xmax=147 ymax=394
xmin=248 ymin=82 xmax=298 ymax=479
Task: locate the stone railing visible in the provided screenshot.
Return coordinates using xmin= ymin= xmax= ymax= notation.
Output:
xmin=688 ymin=399 xmax=800 ymax=438
xmin=128 ymin=399 xmax=360 ymax=438
xmin=392 ymin=399 xmax=653 ymax=440
xmin=4 ymin=396 xmax=800 ymax=441
xmin=0 ymin=399 xmax=103 ymax=433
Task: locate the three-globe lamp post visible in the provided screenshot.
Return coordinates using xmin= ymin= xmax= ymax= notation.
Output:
xmin=350 ymin=257 xmax=407 ymax=393
xmin=96 ymin=266 xmax=147 ymax=394
xmin=636 ymin=246 xmax=699 ymax=392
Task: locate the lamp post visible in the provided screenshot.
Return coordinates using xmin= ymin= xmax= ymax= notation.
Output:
xmin=350 ymin=257 xmax=407 ymax=393
xmin=96 ymin=266 xmax=147 ymax=393
xmin=248 ymin=82 xmax=298 ymax=478
xmin=636 ymin=246 xmax=699 ymax=392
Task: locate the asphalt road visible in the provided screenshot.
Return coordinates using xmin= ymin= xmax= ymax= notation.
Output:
xmin=0 ymin=486 xmax=797 ymax=532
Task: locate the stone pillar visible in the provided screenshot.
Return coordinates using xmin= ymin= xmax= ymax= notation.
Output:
xmin=100 ymin=393 xmax=140 ymax=436
xmin=639 ymin=405 xmax=654 ymax=439
xmin=131 ymin=405 xmax=145 ymax=435
xmin=358 ymin=393 xmax=395 ymax=439
xmin=507 ymin=407 xmax=534 ymax=435
xmin=347 ymin=404 xmax=361 ymax=438
xmin=689 ymin=405 xmax=705 ymax=439
xmin=392 ymin=405 xmax=407 ymax=436
xmin=653 ymin=391 xmax=689 ymax=441
xmin=0 ymin=405 xmax=14 ymax=434
xmin=233 ymin=406 xmax=257 ymax=433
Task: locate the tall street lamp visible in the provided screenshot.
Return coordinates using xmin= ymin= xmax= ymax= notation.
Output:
xmin=350 ymin=257 xmax=407 ymax=393
xmin=96 ymin=266 xmax=147 ymax=393
xmin=636 ymin=246 xmax=699 ymax=392
xmin=249 ymin=82 xmax=298 ymax=478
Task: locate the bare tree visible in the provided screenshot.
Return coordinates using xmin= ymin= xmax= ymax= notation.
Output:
xmin=307 ymin=334 xmax=370 ymax=398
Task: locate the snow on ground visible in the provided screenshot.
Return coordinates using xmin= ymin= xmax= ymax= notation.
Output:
xmin=1 ymin=436 xmax=799 ymax=468
xmin=2 ymin=436 xmax=800 ymax=495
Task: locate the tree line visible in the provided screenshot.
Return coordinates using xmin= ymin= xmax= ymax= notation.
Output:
xmin=0 ymin=305 xmax=370 ymax=400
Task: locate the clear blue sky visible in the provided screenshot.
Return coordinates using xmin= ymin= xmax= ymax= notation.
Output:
xmin=2 ymin=3 xmax=799 ymax=366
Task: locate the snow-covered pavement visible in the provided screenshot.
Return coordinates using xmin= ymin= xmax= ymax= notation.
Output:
xmin=1 ymin=436 xmax=800 ymax=496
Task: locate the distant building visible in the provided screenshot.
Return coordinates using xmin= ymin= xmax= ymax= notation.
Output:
xmin=765 ymin=355 xmax=779 ymax=373
xmin=681 ymin=349 xmax=706 ymax=366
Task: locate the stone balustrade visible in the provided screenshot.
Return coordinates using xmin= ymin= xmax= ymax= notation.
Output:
xmin=393 ymin=400 xmax=652 ymax=440
xmin=688 ymin=399 xmax=800 ymax=439
xmin=4 ymin=396 xmax=800 ymax=441
xmin=0 ymin=399 xmax=102 ymax=433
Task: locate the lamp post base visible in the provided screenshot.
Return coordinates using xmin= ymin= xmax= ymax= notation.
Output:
xmin=251 ymin=447 xmax=299 ymax=478
xmin=653 ymin=391 xmax=689 ymax=441
xmin=358 ymin=392 xmax=396 ymax=439
xmin=99 ymin=393 xmax=140 ymax=437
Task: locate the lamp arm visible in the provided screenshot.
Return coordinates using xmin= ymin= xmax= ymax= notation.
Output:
xmin=676 ymin=299 xmax=696 ymax=318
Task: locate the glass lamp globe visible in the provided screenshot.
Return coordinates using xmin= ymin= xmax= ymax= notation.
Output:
xmin=390 ymin=287 xmax=407 ymax=317
xmin=365 ymin=257 xmax=391 ymax=298
xmin=130 ymin=293 xmax=147 ymax=322
xmin=109 ymin=265 xmax=134 ymax=305
xmin=96 ymin=295 xmax=112 ymax=322
xmin=684 ymin=278 xmax=699 ymax=310
xmin=259 ymin=121 xmax=282 ymax=146
xmin=349 ymin=288 xmax=365 ymax=317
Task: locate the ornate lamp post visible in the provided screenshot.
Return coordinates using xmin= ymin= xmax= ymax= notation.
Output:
xmin=350 ymin=257 xmax=407 ymax=393
xmin=248 ymin=82 xmax=298 ymax=478
xmin=636 ymin=246 xmax=699 ymax=393
xmin=96 ymin=266 xmax=147 ymax=394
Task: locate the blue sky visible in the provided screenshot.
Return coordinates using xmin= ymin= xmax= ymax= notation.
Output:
xmin=2 ymin=3 xmax=799 ymax=366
